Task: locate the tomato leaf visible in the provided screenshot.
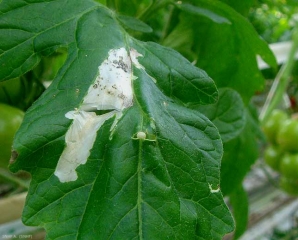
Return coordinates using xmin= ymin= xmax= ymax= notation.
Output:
xmin=195 ymin=88 xmax=246 ymax=143
xmin=176 ymin=2 xmax=231 ymax=24
xmin=220 ymin=108 xmax=260 ymax=195
xmin=164 ymin=0 xmax=277 ymax=104
xmin=107 ymin=0 xmax=151 ymax=17
xmin=220 ymin=0 xmax=255 ymax=16
xmin=229 ymin=184 xmax=249 ymax=239
xmin=1 ymin=0 xmax=234 ymax=239
xmin=117 ymin=15 xmax=153 ymax=33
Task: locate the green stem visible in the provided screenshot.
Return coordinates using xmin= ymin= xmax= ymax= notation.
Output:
xmin=0 ymin=168 xmax=29 ymax=189
xmin=159 ymin=4 xmax=175 ymax=42
xmin=260 ymin=24 xmax=298 ymax=123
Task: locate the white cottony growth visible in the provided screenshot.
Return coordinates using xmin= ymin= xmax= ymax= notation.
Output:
xmin=54 ymin=47 xmax=143 ymax=183
xmin=54 ymin=110 xmax=116 ymax=182
xmin=81 ymin=47 xmax=135 ymax=111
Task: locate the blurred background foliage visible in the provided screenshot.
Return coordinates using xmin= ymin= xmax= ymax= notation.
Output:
xmin=249 ymin=0 xmax=298 ymax=43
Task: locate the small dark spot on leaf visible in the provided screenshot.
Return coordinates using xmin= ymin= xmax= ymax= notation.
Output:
xmin=107 ymin=90 xmax=114 ymax=95
xmin=118 ymin=93 xmax=126 ymax=100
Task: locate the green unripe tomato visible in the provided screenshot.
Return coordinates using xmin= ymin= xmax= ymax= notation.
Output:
xmin=280 ymin=153 xmax=298 ymax=179
xmin=0 ymin=103 xmax=24 ymax=168
xmin=280 ymin=176 xmax=298 ymax=195
xmin=264 ymin=144 xmax=284 ymax=171
xmin=277 ymin=118 xmax=298 ymax=152
xmin=262 ymin=109 xmax=288 ymax=144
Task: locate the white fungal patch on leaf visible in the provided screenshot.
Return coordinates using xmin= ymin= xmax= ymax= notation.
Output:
xmin=54 ymin=110 xmax=116 ymax=183
xmin=81 ymin=47 xmax=135 ymax=111
xmin=54 ymin=47 xmax=143 ymax=183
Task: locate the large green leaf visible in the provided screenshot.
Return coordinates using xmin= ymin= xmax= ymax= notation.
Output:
xmin=0 ymin=0 xmax=234 ymax=239
xmin=195 ymin=88 xmax=246 ymax=143
xmin=163 ymin=0 xmax=277 ymax=104
xmin=220 ymin=107 xmax=261 ymax=195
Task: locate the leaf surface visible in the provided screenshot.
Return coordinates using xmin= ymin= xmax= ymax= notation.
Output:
xmin=163 ymin=0 xmax=277 ymax=104
xmin=117 ymin=15 xmax=153 ymax=33
xmin=196 ymin=88 xmax=246 ymax=143
xmin=0 ymin=1 xmax=234 ymax=239
xmin=220 ymin=108 xmax=260 ymax=195
xmin=176 ymin=2 xmax=231 ymax=24
xmin=219 ymin=0 xmax=254 ymax=16
xmin=229 ymin=184 xmax=249 ymax=239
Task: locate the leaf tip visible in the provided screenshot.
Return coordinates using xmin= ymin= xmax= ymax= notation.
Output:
xmin=9 ymin=150 xmax=19 ymax=165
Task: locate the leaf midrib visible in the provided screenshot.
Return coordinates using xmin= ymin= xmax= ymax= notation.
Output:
xmin=137 ymin=123 xmax=144 ymax=240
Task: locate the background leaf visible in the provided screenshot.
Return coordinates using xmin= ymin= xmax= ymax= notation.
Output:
xmin=163 ymin=0 xmax=277 ymax=104
xmin=107 ymin=0 xmax=151 ymax=17
xmin=195 ymin=88 xmax=246 ymax=143
xmin=175 ymin=2 xmax=231 ymax=24
xmin=117 ymin=15 xmax=153 ymax=33
xmin=220 ymin=0 xmax=255 ymax=16
xmin=220 ymin=107 xmax=261 ymax=195
xmin=229 ymin=184 xmax=249 ymax=239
